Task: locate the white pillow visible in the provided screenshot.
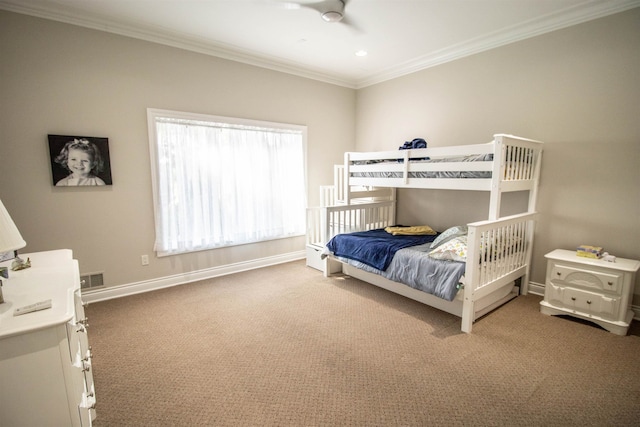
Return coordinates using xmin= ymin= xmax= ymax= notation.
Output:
xmin=430 ymin=225 xmax=468 ymax=251
xmin=429 ymin=233 xmax=523 ymax=263
xmin=429 ymin=235 xmax=467 ymax=262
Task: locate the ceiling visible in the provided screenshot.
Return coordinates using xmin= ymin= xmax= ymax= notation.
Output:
xmin=1 ymin=0 xmax=638 ymax=88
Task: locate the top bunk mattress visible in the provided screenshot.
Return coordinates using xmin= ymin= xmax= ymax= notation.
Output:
xmin=350 ymin=153 xmax=493 ymax=180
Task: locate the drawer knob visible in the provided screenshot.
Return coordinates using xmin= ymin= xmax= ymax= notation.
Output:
xmin=556 ymin=272 xmax=561 ymax=277
xmin=571 ymin=297 xmax=576 ymax=301
xmin=607 ymin=281 xmax=613 ymax=286
xmin=587 ymin=300 xmax=592 ymax=304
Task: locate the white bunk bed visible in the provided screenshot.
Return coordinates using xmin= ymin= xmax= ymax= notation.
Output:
xmin=306 ymin=134 xmax=543 ymax=333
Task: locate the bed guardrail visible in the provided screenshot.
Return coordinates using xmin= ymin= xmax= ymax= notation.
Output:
xmin=461 ymin=211 xmax=538 ymax=329
xmin=467 ymin=211 xmax=537 ymax=293
xmin=342 ymin=134 xmax=543 ymax=207
xmin=306 ymin=200 xmax=396 ymax=248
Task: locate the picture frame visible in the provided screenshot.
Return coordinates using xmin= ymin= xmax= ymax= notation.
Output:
xmin=48 ymin=134 xmax=113 ymax=186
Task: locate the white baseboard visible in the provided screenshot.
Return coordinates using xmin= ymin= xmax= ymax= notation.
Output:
xmin=82 ymin=250 xmax=306 ymax=304
xmin=527 ymin=281 xmax=545 ymax=296
xmin=527 ymin=281 xmax=640 ymax=322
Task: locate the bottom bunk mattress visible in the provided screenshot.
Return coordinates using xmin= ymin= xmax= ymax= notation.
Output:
xmin=322 ymin=229 xmax=466 ymax=301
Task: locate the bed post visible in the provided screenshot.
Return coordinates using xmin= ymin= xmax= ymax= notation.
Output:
xmin=461 ymin=301 xmax=474 ymax=333
xmin=343 ymin=152 xmax=351 ymax=205
xmin=520 ymin=215 xmax=537 ymax=295
xmin=319 ymin=207 xmax=329 ymax=277
xmin=323 ymin=257 xmax=336 ymax=278
xmin=488 ymin=135 xmax=505 ymax=220
xmin=528 ymin=149 xmax=543 ymax=214
xmin=522 ymin=147 xmax=542 ymax=294
xmin=461 ymin=226 xmax=481 ymax=333
xmin=390 ymin=189 xmax=397 ymax=225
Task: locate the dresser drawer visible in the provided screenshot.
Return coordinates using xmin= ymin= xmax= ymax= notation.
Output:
xmin=549 ymin=263 xmax=622 ymax=294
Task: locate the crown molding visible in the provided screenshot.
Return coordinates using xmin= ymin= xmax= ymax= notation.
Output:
xmin=0 ymin=0 xmax=357 ymax=88
xmin=355 ymin=0 xmax=640 ymax=88
xmin=1 ymin=0 xmax=638 ymax=90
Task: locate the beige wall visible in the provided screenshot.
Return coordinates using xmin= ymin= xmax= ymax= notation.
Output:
xmin=2 ymin=8 xmax=639 ymax=301
xmin=356 ymin=9 xmax=640 ymax=299
xmin=0 ymin=11 xmax=355 ymax=287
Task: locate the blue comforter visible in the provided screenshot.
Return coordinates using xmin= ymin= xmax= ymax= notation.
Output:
xmin=325 ymin=228 xmax=438 ymax=271
xmin=323 ymin=239 xmax=466 ymax=301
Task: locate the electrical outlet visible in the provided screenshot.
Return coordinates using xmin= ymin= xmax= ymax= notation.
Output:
xmin=141 ymin=254 xmax=149 ymax=266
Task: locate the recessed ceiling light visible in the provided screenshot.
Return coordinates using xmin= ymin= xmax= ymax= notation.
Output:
xmin=355 ymin=50 xmax=368 ymax=57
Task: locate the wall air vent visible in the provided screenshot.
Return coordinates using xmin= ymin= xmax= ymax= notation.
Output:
xmin=80 ymin=272 xmax=104 ymax=289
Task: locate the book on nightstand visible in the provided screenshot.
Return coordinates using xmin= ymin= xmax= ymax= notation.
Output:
xmin=576 ymin=245 xmax=603 ymax=259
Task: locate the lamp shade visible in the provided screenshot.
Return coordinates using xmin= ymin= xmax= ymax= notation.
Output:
xmin=0 ymin=199 xmax=26 ymax=253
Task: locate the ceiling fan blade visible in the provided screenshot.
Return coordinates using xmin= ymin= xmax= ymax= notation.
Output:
xmin=275 ymin=1 xmax=323 ymax=13
xmin=339 ymin=15 xmax=363 ymax=33
xmin=295 ymin=1 xmax=327 ymax=13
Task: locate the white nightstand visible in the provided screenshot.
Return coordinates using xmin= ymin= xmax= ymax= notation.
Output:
xmin=540 ymin=249 xmax=640 ymax=335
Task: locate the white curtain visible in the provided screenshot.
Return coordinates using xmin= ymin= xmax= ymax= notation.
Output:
xmin=152 ymin=118 xmax=306 ymax=255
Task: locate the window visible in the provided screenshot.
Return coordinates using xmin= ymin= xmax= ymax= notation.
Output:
xmin=147 ymin=109 xmax=307 ymax=256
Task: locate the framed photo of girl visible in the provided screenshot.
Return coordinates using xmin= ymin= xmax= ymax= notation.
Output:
xmin=48 ymin=134 xmax=113 ymax=186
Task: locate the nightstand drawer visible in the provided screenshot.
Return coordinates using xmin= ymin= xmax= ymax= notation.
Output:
xmin=549 ymin=263 xmax=622 ymax=294
xmin=546 ymin=283 xmax=620 ymax=319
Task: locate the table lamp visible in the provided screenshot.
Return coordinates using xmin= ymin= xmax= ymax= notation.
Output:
xmin=0 ymin=198 xmax=26 ymax=293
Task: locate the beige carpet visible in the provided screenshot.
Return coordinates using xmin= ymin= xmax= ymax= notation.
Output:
xmin=86 ymin=260 xmax=640 ymax=426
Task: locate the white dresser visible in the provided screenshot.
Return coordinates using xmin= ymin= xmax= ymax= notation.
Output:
xmin=0 ymin=250 xmax=96 ymax=426
xmin=540 ymin=249 xmax=640 ymax=335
